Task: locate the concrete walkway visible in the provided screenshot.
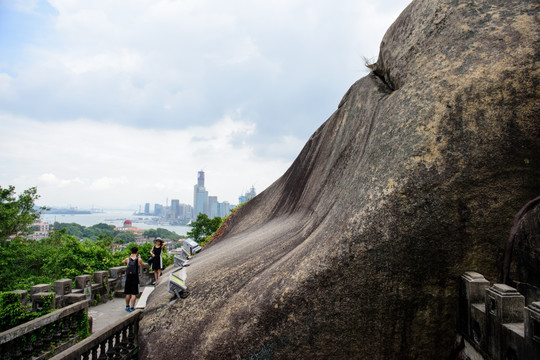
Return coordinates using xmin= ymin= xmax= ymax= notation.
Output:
xmin=88 ymin=286 xmax=155 ymax=333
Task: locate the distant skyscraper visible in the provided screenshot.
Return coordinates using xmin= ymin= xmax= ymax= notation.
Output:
xmin=246 ymin=186 xmax=256 ymax=200
xmin=218 ymin=201 xmax=233 ymax=218
xmin=171 ymin=199 xmax=180 ymax=219
xmin=239 ymin=186 xmax=257 ymax=204
xmin=179 ymin=204 xmax=193 ymax=221
xmin=197 ymin=170 xmax=204 ymax=187
xmin=144 ymin=203 xmax=150 ymax=214
xmin=193 ymin=170 xmax=238 ymax=218
xmin=208 ymin=196 xmax=218 ymax=218
xmin=193 ymin=170 xmax=208 ymax=217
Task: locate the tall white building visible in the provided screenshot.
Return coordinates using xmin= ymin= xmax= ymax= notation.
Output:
xmin=193 ymin=170 xmax=235 ymax=218
xmin=193 ymin=170 xmax=208 ymax=217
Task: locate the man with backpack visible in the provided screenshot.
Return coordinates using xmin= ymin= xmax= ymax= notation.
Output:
xmin=122 ymin=246 xmax=147 ymax=312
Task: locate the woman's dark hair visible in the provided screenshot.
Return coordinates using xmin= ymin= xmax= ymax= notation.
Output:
xmin=131 ymin=246 xmax=138 ymax=254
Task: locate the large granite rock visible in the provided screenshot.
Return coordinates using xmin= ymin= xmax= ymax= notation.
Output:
xmin=140 ymin=0 xmax=539 ymax=358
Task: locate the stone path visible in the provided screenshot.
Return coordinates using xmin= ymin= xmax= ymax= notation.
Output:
xmin=88 ymin=286 xmax=155 ymax=333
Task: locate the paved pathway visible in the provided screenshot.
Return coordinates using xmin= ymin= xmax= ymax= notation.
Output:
xmin=88 ymin=286 xmax=155 ymax=333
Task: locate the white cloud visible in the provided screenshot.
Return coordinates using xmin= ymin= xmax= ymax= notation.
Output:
xmin=0 ymin=112 xmax=296 ymax=208
xmin=89 ymin=177 xmax=128 ymax=190
xmin=38 ymin=173 xmax=84 ymax=187
xmin=59 ymin=49 xmax=143 ymax=75
xmin=0 ymin=73 xmax=14 ymax=99
xmin=0 ymin=0 xmax=412 ymax=208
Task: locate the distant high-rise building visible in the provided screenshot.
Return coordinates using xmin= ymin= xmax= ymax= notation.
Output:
xmin=197 ymin=170 xmax=204 ymax=187
xmin=193 ymin=170 xmax=208 ymax=217
xmin=154 ymin=204 xmax=163 ymax=216
xmin=193 ymin=170 xmax=239 ymax=219
xmin=179 ymin=203 xmax=193 ymax=221
xmin=208 ymin=196 xmax=218 ymax=218
xmin=239 ymin=186 xmax=257 ymax=204
xmin=218 ymin=201 xmax=233 ymax=218
xmin=144 ymin=203 xmax=150 ymax=214
xmin=171 ymin=199 xmax=180 ymax=219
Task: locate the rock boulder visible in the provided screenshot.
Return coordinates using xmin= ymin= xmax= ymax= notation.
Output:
xmin=139 ymin=0 xmax=539 ymax=358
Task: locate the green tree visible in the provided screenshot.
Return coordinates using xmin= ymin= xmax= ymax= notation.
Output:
xmin=0 ymin=186 xmax=46 ymax=243
xmin=187 ymin=213 xmax=222 ymax=243
xmin=143 ymin=227 xmax=182 ymax=240
xmin=84 ymin=223 xmax=116 ymax=239
xmin=114 ymin=231 xmax=136 ymax=244
xmin=53 ymin=222 xmax=85 ymax=239
xmin=53 ymin=222 xmax=117 ymax=241
xmin=0 ymin=230 xmax=121 ymax=292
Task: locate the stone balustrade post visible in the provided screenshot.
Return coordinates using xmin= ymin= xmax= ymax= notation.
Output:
xmin=53 ymin=279 xmax=72 ymax=309
xmin=524 ymin=302 xmax=540 ymax=360
xmin=11 ymin=290 xmax=28 ymax=306
xmin=75 ymin=274 xmax=92 ymax=290
xmin=110 ymin=266 xmax=127 ymax=294
xmin=94 ymin=271 xmax=109 ymax=288
xmin=30 ymin=283 xmax=51 ymax=295
xmin=31 ymin=292 xmax=55 ymax=312
xmin=458 ymin=271 xmax=490 ymax=345
xmin=75 ymin=274 xmax=92 ymax=304
xmin=54 ymin=279 xmax=72 ymax=296
xmin=485 ymin=284 xmax=525 ymax=359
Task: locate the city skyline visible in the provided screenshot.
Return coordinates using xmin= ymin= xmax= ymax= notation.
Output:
xmin=33 ymin=169 xmax=259 ymax=211
xmin=134 ymin=170 xmax=256 ymax=221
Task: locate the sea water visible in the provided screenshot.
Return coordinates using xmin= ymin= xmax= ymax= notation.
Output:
xmin=40 ymin=209 xmax=191 ymax=235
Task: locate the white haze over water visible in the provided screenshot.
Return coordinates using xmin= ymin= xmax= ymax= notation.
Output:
xmin=0 ymin=0 xmax=411 ymax=209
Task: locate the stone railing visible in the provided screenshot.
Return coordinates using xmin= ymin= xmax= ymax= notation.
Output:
xmin=0 ymin=300 xmax=88 ymax=359
xmin=49 ymin=309 xmax=141 ymax=360
xmin=46 ymin=258 xmax=188 ymax=359
xmin=12 ymin=264 xmax=155 ymax=312
xmin=0 ymin=264 xmax=154 ymax=359
xmin=457 ymin=271 xmax=540 ymax=359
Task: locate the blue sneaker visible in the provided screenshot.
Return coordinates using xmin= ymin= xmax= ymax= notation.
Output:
xmin=129 ymin=308 xmax=135 ymax=312
xmin=125 ymin=306 xmax=130 ymax=312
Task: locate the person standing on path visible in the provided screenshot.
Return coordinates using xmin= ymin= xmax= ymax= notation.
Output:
xmin=150 ymin=238 xmax=165 ymax=285
xmin=122 ymin=246 xmax=146 ymax=312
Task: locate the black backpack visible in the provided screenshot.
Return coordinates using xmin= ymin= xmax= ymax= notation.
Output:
xmin=126 ymin=257 xmax=138 ymax=275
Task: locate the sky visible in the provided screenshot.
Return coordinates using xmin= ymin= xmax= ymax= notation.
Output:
xmin=0 ymin=0 xmax=411 ymax=210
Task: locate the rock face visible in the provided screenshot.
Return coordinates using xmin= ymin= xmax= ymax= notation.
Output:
xmin=139 ymin=1 xmax=539 ymax=358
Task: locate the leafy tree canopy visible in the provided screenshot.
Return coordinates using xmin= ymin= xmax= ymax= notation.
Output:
xmin=52 ymin=222 xmax=118 ymax=241
xmin=114 ymin=231 xmax=136 ymax=244
xmin=187 ymin=213 xmax=222 ymax=243
xmin=0 ymin=186 xmax=46 ymax=243
xmin=0 ymin=230 xmax=174 ymax=293
xmin=143 ymin=227 xmax=182 ymax=241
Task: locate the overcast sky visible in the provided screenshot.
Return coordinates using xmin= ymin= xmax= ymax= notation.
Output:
xmin=0 ymin=0 xmax=410 ymax=210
